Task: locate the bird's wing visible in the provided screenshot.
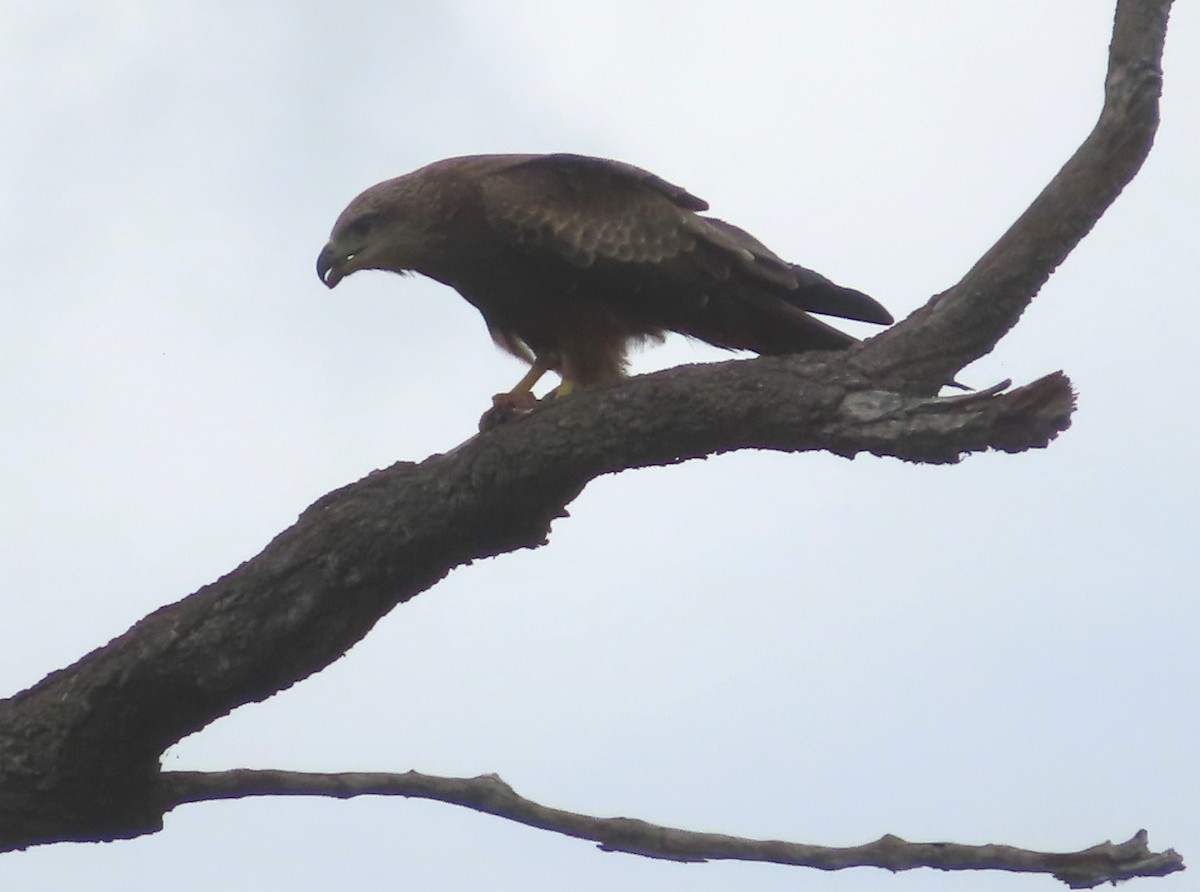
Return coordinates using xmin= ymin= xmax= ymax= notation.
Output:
xmin=476 ymin=154 xmax=799 ymax=281
xmin=475 ymin=154 xmax=713 ymax=268
xmin=475 ymin=154 xmax=891 ymax=327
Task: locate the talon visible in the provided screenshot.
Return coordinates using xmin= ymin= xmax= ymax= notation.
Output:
xmin=477 ymin=355 xmax=569 ymax=431
xmin=492 ymin=390 xmax=539 ymax=411
xmin=478 ymin=371 xmax=545 ymax=432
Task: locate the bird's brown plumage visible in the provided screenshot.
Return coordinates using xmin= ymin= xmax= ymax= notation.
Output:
xmin=316 ymin=153 xmax=892 ymax=398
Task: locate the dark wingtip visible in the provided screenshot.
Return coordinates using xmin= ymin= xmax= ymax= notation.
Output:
xmin=783 ymin=265 xmax=892 ymax=325
xmin=830 ymin=287 xmax=893 ymax=325
xmin=854 ymin=293 xmax=894 ymax=326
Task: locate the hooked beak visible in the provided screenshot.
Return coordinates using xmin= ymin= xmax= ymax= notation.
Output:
xmin=316 ymin=243 xmax=345 ymax=288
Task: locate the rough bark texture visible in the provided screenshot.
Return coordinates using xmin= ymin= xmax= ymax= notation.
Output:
xmin=0 ymin=362 xmax=1076 ymax=848
xmin=0 ymin=0 xmax=1179 ymax=885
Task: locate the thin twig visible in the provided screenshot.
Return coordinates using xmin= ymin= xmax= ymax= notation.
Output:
xmin=162 ymin=769 xmax=1185 ymax=889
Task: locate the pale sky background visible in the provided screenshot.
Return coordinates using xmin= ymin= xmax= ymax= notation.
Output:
xmin=1 ymin=3 xmax=1197 ymax=891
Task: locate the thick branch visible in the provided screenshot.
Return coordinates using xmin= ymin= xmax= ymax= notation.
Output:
xmin=852 ymin=0 xmax=1170 ymax=394
xmin=161 ymin=769 xmax=1185 ymax=889
xmin=0 ymin=363 xmax=1071 ymax=850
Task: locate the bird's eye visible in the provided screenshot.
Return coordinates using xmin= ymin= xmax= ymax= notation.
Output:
xmin=345 ymin=214 xmax=376 ymax=242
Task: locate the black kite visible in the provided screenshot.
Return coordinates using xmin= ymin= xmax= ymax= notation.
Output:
xmin=317 ymin=154 xmax=891 ymax=409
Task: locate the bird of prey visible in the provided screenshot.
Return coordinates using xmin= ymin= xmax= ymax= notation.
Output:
xmin=317 ymin=153 xmax=891 ymax=411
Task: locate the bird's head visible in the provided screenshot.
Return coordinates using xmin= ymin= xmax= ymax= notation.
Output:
xmin=316 ymin=178 xmax=430 ymax=288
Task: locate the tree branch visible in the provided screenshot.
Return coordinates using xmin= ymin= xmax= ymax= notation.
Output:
xmin=161 ymin=769 xmax=1185 ymax=889
xmin=0 ymin=364 xmax=1076 ymax=851
xmin=852 ymin=0 xmax=1170 ymax=394
xmin=0 ymin=1 xmax=1178 ymax=882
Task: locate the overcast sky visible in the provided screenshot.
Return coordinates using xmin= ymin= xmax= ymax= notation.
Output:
xmin=2 ymin=3 xmax=1197 ymax=890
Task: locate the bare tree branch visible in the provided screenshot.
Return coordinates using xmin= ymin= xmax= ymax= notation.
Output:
xmin=0 ymin=0 xmax=1179 ymax=883
xmin=161 ymin=769 xmax=1185 ymax=889
xmin=853 ymin=0 xmax=1170 ymax=394
xmin=0 ymin=365 xmax=1078 ymax=849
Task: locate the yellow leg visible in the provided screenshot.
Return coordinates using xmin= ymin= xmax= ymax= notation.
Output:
xmin=508 ymin=359 xmax=549 ymax=399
